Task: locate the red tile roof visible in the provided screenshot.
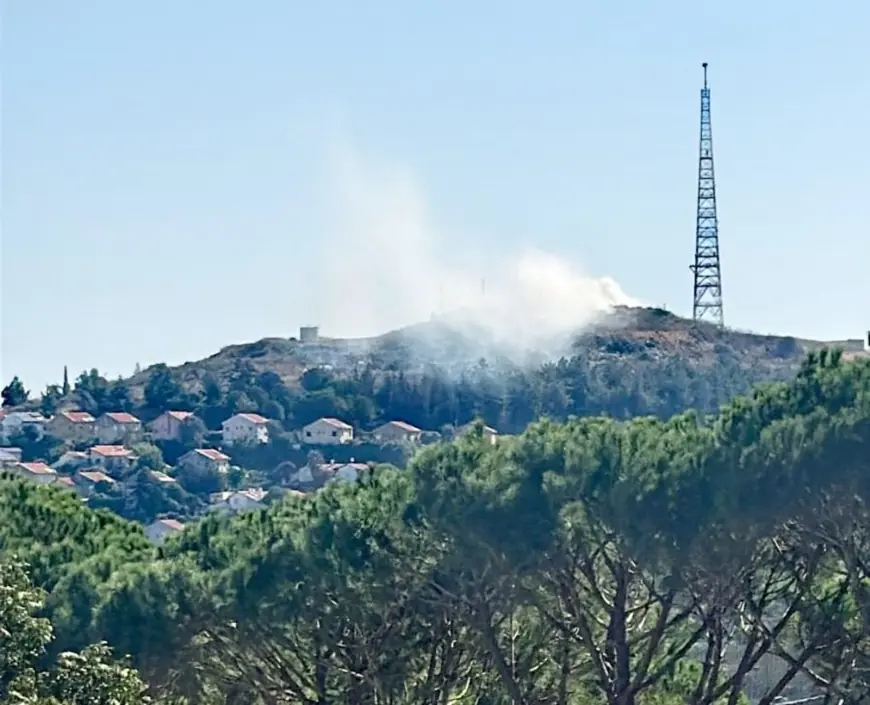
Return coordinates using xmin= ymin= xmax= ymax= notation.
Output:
xmin=17 ymin=462 xmax=56 ymax=475
xmin=380 ymin=420 xmax=422 ymax=433
xmin=315 ymin=417 xmax=353 ymax=430
xmin=103 ymin=412 xmax=140 ymax=424
xmin=55 ymin=476 xmax=76 ymax=488
xmin=165 ymin=411 xmax=194 ymax=421
xmin=234 ymin=413 xmax=269 ymax=424
xmin=148 ymin=470 xmax=176 ymax=483
xmin=78 ymin=470 xmax=115 ymax=484
xmin=193 ymin=448 xmax=230 ymax=462
xmin=320 ymin=462 xmax=368 ymax=473
xmin=156 ymin=519 xmax=185 ymax=531
xmin=238 ymin=488 xmax=268 ymax=502
xmin=90 ymin=445 xmax=134 ymax=458
xmin=59 ymin=411 xmax=95 ymax=424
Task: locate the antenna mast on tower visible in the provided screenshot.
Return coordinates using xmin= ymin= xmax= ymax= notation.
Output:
xmin=690 ymin=62 xmax=724 ymax=326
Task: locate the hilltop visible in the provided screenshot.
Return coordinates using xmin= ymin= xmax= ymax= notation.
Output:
xmin=125 ymin=305 xmax=853 ymax=395
xmin=6 ymin=305 xmax=863 ymax=446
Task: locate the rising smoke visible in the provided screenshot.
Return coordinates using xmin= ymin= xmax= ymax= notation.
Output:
xmin=309 ymin=138 xmax=640 ymax=360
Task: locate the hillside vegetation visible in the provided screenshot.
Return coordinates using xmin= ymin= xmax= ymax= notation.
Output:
xmin=1 ymin=352 xmax=868 ymax=704
xmin=16 ymin=307 xmax=845 ymax=440
xmin=129 ymin=307 xmax=819 ymax=391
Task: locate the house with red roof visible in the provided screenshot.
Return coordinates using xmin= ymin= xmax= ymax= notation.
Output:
xmin=74 ymin=469 xmax=117 ymax=496
xmin=148 ymin=410 xmax=198 ymax=442
xmin=145 ymin=518 xmax=185 ymax=545
xmin=87 ymin=445 xmax=138 ymax=474
xmin=179 ymin=447 xmax=231 ymax=474
xmin=372 ymin=420 xmax=423 ymax=444
xmin=95 ymin=412 xmax=143 ymax=444
xmin=301 ymin=417 xmax=353 ymax=445
xmin=222 ymin=412 xmax=270 ymax=445
xmin=47 ymin=411 xmax=96 ymax=443
xmin=12 ymin=461 xmax=57 ymax=485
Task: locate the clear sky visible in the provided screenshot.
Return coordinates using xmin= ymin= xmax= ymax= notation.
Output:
xmin=2 ymin=0 xmax=868 ymax=392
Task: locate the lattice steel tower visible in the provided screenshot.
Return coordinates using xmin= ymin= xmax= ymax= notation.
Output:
xmin=690 ymin=62 xmax=724 ymax=326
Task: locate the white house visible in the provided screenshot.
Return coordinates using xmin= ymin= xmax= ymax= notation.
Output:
xmin=179 ymin=448 xmax=231 ymax=474
xmin=54 ymin=450 xmax=90 ymax=471
xmin=209 ymin=488 xmax=268 ymax=513
xmin=74 ymin=469 xmax=116 ymax=496
xmin=95 ymin=412 xmax=143 ymax=444
xmin=12 ymin=462 xmax=57 ymax=485
xmin=457 ymin=422 xmax=499 ymax=445
xmin=290 ymin=461 xmax=367 ymax=490
xmin=88 ymin=445 xmax=138 ymax=474
xmin=221 ymin=413 xmax=270 ymax=445
xmin=0 ymin=412 xmax=47 ymax=443
xmin=302 ymin=417 xmax=353 ymax=445
xmin=149 ymin=411 xmax=196 ymax=442
xmin=47 ymin=411 xmax=95 ymax=442
xmin=322 ymin=462 xmax=367 ymax=484
xmin=144 ymin=518 xmax=185 ymax=545
xmin=372 ymin=420 xmax=423 ymax=444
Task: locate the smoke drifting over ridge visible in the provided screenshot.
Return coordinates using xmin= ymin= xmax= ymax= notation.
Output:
xmin=310 ymin=140 xmax=640 ymax=355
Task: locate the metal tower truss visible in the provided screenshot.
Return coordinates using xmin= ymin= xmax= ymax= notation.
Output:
xmin=691 ymin=62 xmax=724 ymax=327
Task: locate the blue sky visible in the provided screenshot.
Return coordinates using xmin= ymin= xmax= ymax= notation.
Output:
xmin=3 ymin=1 xmax=868 ymax=391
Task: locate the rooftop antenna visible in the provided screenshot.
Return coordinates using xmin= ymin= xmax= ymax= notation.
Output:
xmin=690 ymin=61 xmax=725 ymax=327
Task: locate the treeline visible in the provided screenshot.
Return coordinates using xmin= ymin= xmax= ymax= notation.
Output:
xmin=0 ymin=351 xmax=867 ymax=704
xmin=12 ymin=339 xmax=796 ymax=437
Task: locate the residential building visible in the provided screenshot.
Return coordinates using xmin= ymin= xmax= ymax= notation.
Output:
xmin=209 ymin=488 xmax=268 ymax=513
xmin=95 ymin=412 xmax=143 ymax=444
xmin=47 ymin=411 xmax=96 ymax=443
xmin=322 ymin=462 xmax=367 ymax=484
xmin=54 ymin=476 xmax=76 ymax=491
xmin=457 ymin=422 xmax=499 ymax=445
xmin=221 ymin=413 xmax=270 ymax=445
xmin=179 ymin=448 xmax=231 ymax=474
xmin=290 ymin=461 xmax=367 ymax=490
xmin=74 ymin=469 xmax=117 ymax=496
xmin=372 ymin=420 xmax=423 ymax=444
xmin=301 ymin=417 xmax=353 ymax=445
xmin=147 ymin=470 xmax=177 ymax=484
xmin=0 ymin=412 xmax=47 ymax=443
xmin=12 ymin=462 xmax=57 ymax=485
xmin=55 ymin=450 xmax=90 ymax=471
xmin=0 ymin=447 xmax=23 ymax=468
xmin=88 ymin=445 xmax=138 ymax=474
xmin=149 ymin=410 xmax=196 ymax=442
xmin=144 ymin=518 xmax=185 ymax=545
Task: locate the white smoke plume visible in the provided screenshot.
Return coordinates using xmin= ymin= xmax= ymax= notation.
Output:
xmin=309 ymin=138 xmax=640 ymax=358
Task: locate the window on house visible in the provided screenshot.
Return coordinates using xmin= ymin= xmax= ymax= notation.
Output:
xmin=331 ymin=431 xmax=337 ymax=437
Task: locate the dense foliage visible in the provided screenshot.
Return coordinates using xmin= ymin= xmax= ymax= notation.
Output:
xmin=0 ymin=352 xmax=866 ymax=703
xmin=0 ymin=560 xmax=158 ymax=704
xmin=16 ymin=319 xmax=804 ymax=439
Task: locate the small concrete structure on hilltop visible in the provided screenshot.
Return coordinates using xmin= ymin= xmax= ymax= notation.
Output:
xmin=299 ymin=325 xmax=319 ymax=343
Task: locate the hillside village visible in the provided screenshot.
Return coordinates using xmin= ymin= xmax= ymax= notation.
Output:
xmin=1 ymin=311 xmax=864 ymax=546
xmin=0 ymin=404 xmax=497 ymax=544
